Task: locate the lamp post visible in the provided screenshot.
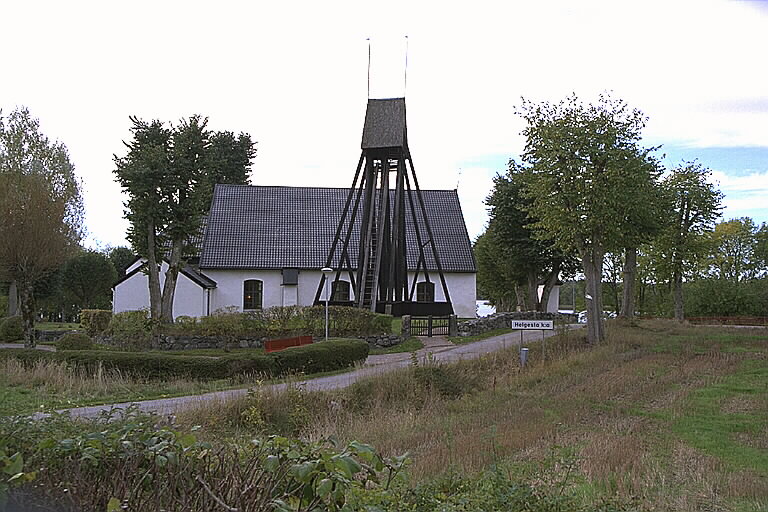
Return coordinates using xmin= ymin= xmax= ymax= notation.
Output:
xmin=321 ymin=267 xmax=333 ymax=341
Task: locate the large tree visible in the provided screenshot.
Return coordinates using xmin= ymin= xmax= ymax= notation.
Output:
xmin=653 ymin=161 xmax=722 ymax=321
xmin=0 ymin=174 xmax=80 ymax=345
xmin=706 ymin=217 xmax=760 ymax=283
xmin=516 ymin=93 xmax=660 ymax=343
xmin=114 ymin=116 xmax=255 ymax=323
xmin=483 ymin=166 xmax=576 ymax=311
xmin=60 ymin=249 xmax=118 ymax=310
xmin=0 ymin=108 xmax=83 ymax=344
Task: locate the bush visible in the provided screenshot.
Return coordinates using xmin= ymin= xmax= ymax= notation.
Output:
xmin=0 ymin=316 xmax=23 ymax=342
xmin=56 ymin=332 xmax=94 ymax=351
xmin=0 ymin=339 xmax=369 ymax=381
xmin=0 ymin=408 xmax=403 ymax=512
xmin=106 ymin=310 xmax=152 ymax=349
xmin=79 ymin=309 xmax=112 ymax=337
xmin=271 ymin=338 xmax=370 ymax=375
xmin=161 ymin=306 xmax=392 ymax=339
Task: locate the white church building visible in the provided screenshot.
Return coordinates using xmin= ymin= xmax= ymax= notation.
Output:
xmin=113 ymin=184 xmax=478 ymax=318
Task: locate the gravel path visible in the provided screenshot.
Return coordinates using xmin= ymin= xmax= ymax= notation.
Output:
xmin=30 ymin=327 xmax=576 ymax=419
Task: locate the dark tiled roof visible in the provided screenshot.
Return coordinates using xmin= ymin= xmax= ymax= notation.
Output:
xmin=361 ymin=98 xmax=406 ymax=149
xmin=199 ymin=184 xmax=476 ymax=273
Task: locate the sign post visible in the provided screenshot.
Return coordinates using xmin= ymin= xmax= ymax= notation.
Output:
xmin=510 ymin=319 xmax=555 ymax=366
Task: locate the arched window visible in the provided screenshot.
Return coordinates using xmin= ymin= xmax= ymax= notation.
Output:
xmin=416 ymin=281 xmax=435 ymax=302
xmin=243 ymin=280 xmax=263 ymax=310
xmin=331 ymin=280 xmax=351 ymax=302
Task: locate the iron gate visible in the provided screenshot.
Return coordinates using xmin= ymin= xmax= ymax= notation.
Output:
xmin=410 ymin=315 xmax=450 ymax=337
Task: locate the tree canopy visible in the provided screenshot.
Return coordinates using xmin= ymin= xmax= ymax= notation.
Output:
xmin=515 ymin=93 xmax=663 ymax=342
xmin=0 ymin=107 xmax=84 ymax=345
xmin=113 ymin=116 xmax=256 ymax=323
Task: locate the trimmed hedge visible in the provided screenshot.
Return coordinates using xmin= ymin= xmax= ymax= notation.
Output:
xmin=0 ymin=315 xmax=23 ymax=342
xmin=80 ymin=309 xmax=112 ymax=337
xmin=160 ymin=306 xmax=392 ymax=339
xmin=56 ymin=332 xmax=94 ymax=351
xmin=0 ymin=339 xmax=369 ymax=381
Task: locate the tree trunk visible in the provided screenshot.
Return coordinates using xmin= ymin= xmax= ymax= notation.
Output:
xmin=527 ymin=271 xmax=538 ymax=312
xmin=580 ymin=246 xmax=605 ymax=344
xmin=538 ymin=260 xmax=562 ymax=313
xmin=620 ymin=247 xmax=637 ymax=319
xmin=146 ymin=219 xmax=162 ymax=322
xmin=18 ymin=279 xmax=36 ymax=348
xmin=673 ymin=269 xmax=685 ymax=322
xmin=514 ymin=283 xmax=526 ymax=312
xmin=160 ymin=239 xmax=184 ymax=324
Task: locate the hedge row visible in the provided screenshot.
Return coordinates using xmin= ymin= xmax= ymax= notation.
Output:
xmin=0 ymin=339 xmax=369 ymax=381
xmin=160 ymin=306 xmax=392 ymax=338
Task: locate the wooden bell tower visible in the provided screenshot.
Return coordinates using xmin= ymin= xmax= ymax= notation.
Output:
xmin=314 ymin=97 xmax=452 ymax=316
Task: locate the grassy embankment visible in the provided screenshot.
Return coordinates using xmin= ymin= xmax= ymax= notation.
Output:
xmin=171 ymin=320 xmax=767 ymax=511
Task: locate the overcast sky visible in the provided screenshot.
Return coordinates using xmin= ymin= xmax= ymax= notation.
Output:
xmin=2 ymin=0 xmax=767 ymax=249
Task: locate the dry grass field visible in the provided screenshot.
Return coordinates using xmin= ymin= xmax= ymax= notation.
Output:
xmin=177 ymin=320 xmax=767 ymax=511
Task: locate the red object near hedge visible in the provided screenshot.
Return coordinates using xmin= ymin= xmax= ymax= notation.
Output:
xmin=264 ymin=335 xmax=313 ymax=353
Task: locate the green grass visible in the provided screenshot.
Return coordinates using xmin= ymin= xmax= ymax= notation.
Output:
xmin=671 ymin=358 xmax=768 ymax=475
xmin=448 ymin=328 xmax=513 ymax=344
xmin=391 ymin=317 xmax=402 ymax=335
xmin=369 ymin=337 xmax=423 ymax=355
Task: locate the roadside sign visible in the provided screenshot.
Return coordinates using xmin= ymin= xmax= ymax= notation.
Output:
xmin=511 ymin=320 xmax=554 ymax=330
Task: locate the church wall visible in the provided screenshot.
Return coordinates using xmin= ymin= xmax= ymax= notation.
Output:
xmin=407 ymin=272 xmax=477 ymax=318
xmin=113 ymin=261 xmax=207 ymax=319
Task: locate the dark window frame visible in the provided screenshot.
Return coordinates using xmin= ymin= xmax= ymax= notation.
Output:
xmin=243 ymin=279 xmax=263 ymax=310
xmin=416 ymin=281 xmax=435 ymax=302
xmin=331 ymin=280 xmax=351 ymax=302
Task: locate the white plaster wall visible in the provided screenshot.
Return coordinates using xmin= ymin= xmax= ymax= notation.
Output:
xmin=185 ymin=268 xmax=476 ymax=317
xmin=407 ymin=272 xmax=477 ymax=318
xmin=297 ymin=270 xmax=356 ymax=305
xmin=113 ymin=261 xmax=207 ymax=319
xmin=204 ymin=269 xmax=283 ymax=312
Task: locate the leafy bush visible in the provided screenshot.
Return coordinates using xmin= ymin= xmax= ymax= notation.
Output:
xmin=271 ymin=339 xmax=370 ymax=375
xmin=56 ymin=332 xmax=94 ymax=351
xmin=79 ymin=309 xmax=112 ymax=336
xmin=106 ymin=309 xmax=152 ymax=350
xmin=0 ymin=316 xmax=23 ymax=342
xmin=0 ymin=339 xmax=369 ymax=381
xmin=0 ymin=408 xmax=406 ymax=512
xmin=161 ymin=306 xmax=392 ymax=339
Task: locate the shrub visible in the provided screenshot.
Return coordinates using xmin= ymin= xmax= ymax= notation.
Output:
xmin=160 ymin=306 xmax=392 ymax=339
xmin=0 ymin=316 xmax=23 ymax=342
xmin=271 ymin=338 xmax=370 ymax=375
xmin=79 ymin=309 xmax=112 ymax=337
xmin=0 ymin=408 xmax=405 ymax=512
xmin=106 ymin=310 xmax=152 ymax=350
xmin=0 ymin=339 xmax=369 ymax=381
xmin=56 ymin=332 xmax=94 ymax=351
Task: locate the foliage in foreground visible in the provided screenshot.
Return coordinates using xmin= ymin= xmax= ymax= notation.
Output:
xmin=0 ymin=407 xmax=635 ymax=512
xmin=0 ymin=408 xmax=406 ymax=512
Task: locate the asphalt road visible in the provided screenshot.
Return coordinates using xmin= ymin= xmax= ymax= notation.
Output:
xmin=29 ymin=327 xmax=573 ymax=419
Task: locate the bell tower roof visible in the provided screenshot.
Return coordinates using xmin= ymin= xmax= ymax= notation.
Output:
xmin=361 ymin=97 xmax=407 ymax=150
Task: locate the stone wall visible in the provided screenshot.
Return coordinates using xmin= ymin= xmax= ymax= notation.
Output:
xmin=359 ymin=334 xmax=407 ymax=348
xmin=151 ymin=334 xmax=266 ymax=350
xmin=458 ymin=312 xmax=570 ymax=337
